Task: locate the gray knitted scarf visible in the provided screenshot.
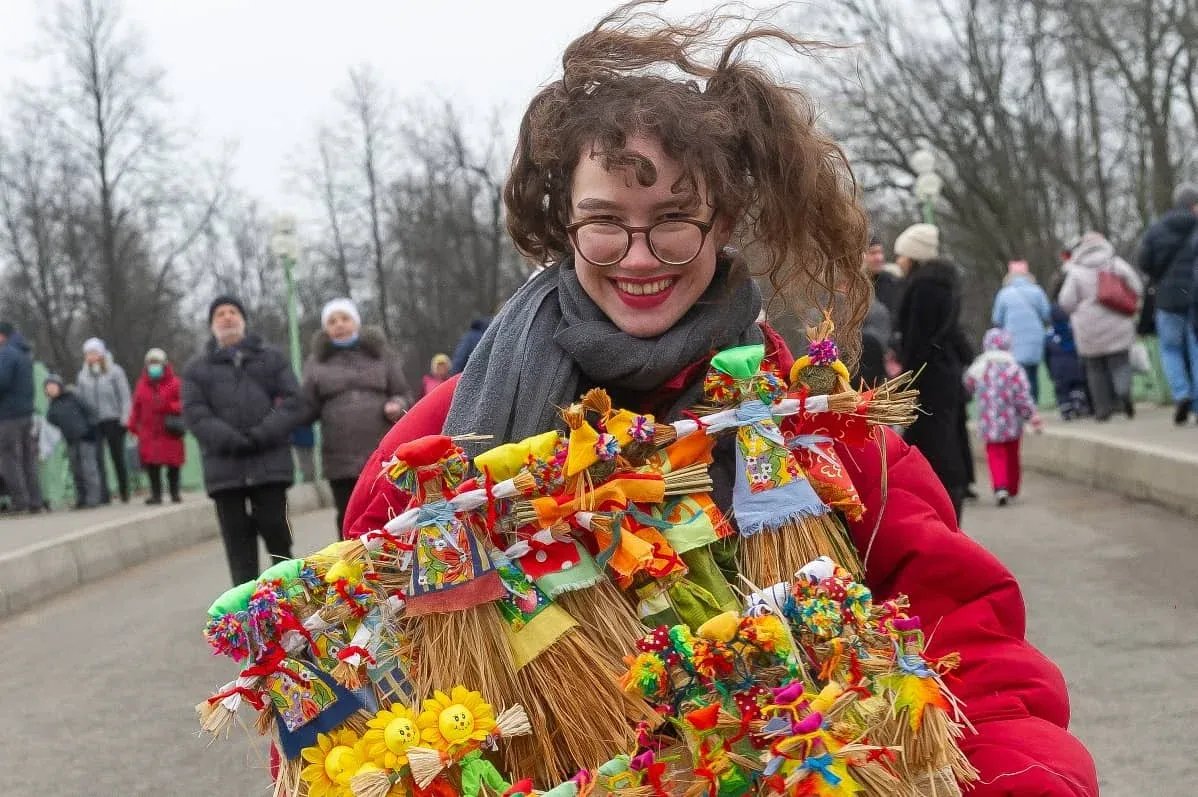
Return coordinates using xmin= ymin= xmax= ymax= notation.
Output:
xmin=443 ymin=255 xmax=763 ymax=447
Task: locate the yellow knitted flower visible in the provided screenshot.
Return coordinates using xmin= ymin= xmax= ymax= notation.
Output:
xmin=300 ymin=728 xmax=362 ymax=797
xmin=362 ymin=704 xmax=421 ymax=770
xmin=416 ymin=686 xmax=496 ymax=754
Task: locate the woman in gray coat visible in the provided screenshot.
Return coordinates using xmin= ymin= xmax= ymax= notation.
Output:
xmin=302 ymin=298 xmax=412 ymax=537
xmin=1058 ymin=232 xmax=1144 ymax=420
xmin=76 ymin=337 xmax=132 ymax=503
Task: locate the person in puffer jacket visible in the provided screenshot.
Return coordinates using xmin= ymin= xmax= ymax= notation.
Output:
xmin=964 ymin=328 xmax=1042 ymax=505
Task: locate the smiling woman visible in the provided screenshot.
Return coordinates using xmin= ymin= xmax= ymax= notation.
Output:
xmin=340 ymin=2 xmax=1099 ymax=795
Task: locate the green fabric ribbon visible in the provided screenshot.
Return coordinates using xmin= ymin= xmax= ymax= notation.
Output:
xmin=258 ymin=559 xmax=303 ymax=586
xmin=710 ymin=344 xmax=765 ymax=380
xmin=460 ymin=750 xmax=510 ymax=797
xmin=667 ymin=576 xmax=730 ymax=630
xmin=207 ymin=580 xmax=256 ymax=618
xmin=679 ymin=547 xmax=740 ymax=615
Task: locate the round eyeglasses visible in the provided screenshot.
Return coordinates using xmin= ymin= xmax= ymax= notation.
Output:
xmin=565 ymin=218 xmax=713 ymax=267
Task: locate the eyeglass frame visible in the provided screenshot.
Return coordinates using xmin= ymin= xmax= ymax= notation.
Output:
xmin=564 ymin=217 xmax=714 ymax=267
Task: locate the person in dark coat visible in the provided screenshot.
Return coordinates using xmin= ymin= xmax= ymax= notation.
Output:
xmin=1138 ymin=183 xmax=1198 ymax=425
xmin=0 ymin=322 xmax=43 ymax=513
xmin=128 ymin=347 xmax=185 ymax=504
xmin=450 ymin=316 xmax=493 ymax=375
xmin=301 ymin=297 xmax=412 ymax=537
xmin=893 ymin=223 xmax=972 ymax=521
xmin=865 ymin=236 xmax=903 ymax=316
xmin=1045 ymin=261 xmax=1092 ymax=419
xmin=182 ymin=296 xmax=304 ymax=584
xmin=43 ymin=375 xmax=102 ymax=508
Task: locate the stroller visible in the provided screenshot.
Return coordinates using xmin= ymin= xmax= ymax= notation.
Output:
xmin=1044 ymin=304 xmax=1092 ymax=420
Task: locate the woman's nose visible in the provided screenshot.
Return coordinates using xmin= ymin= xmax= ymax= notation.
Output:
xmin=620 ymin=231 xmax=659 ymax=270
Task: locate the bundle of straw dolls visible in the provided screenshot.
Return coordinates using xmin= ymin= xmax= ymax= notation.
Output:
xmin=196 ymin=332 xmax=979 ymax=797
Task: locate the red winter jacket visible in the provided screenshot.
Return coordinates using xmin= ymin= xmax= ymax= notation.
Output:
xmin=342 ymin=334 xmax=1097 ymax=797
xmin=128 ymin=365 xmax=186 ymax=467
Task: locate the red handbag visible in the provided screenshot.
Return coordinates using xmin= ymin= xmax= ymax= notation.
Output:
xmin=1097 ymin=267 xmax=1138 ymax=316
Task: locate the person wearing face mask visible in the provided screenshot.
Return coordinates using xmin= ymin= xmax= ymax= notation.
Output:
xmin=127 ymin=348 xmax=185 ymax=504
xmin=325 ymin=9 xmax=1095 ymax=794
xmin=300 ymin=297 xmax=412 ymax=538
xmin=75 ymin=337 xmax=132 ymax=504
xmin=183 ymin=296 xmax=304 ymax=584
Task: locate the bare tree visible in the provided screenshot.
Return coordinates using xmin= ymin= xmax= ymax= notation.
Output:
xmin=809 ymin=0 xmax=1197 ymax=335
xmin=345 ymin=66 xmax=395 ymax=339
xmin=305 ymin=128 xmax=355 ymax=298
xmin=5 ymin=0 xmax=224 ymax=373
xmin=0 ymin=105 xmax=82 ymax=372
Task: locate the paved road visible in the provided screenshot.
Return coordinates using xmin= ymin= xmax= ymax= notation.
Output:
xmin=0 ymin=477 xmax=1192 ymax=796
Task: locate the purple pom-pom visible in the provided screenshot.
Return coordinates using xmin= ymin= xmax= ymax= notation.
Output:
xmin=808 ymin=339 xmax=840 ymax=366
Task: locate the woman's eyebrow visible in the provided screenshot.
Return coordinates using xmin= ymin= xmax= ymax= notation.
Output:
xmin=575 ymin=197 xmax=620 ymax=211
xmin=575 ymin=196 xmax=698 ymax=212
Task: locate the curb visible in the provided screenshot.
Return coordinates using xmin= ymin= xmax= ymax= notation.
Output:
xmin=0 ymin=481 xmax=332 ymax=620
xmin=972 ymin=426 xmax=1198 ymax=520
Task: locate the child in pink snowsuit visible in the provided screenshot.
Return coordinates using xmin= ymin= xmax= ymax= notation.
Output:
xmin=964 ymin=328 xmax=1042 ymax=505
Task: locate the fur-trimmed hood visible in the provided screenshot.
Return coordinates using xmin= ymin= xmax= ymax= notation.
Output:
xmin=311 ymin=325 xmax=387 ymax=362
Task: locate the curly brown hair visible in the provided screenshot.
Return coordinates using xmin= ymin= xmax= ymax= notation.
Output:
xmin=504 ymin=2 xmax=870 ymax=364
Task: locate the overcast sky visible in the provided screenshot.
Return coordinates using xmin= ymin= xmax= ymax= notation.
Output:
xmin=0 ymin=0 xmax=769 ymax=211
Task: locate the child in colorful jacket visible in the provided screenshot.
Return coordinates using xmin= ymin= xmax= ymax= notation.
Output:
xmin=964 ymin=328 xmax=1043 ymax=505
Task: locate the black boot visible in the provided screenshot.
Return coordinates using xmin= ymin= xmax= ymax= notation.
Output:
xmin=1174 ymin=398 xmax=1192 ymax=426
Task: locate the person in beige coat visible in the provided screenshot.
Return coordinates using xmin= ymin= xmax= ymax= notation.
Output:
xmin=1058 ymin=232 xmax=1144 ymax=420
xmin=301 ymin=298 xmax=412 ymax=537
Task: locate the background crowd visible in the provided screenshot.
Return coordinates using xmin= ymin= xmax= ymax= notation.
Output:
xmin=862 ymin=182 xmax=1198 ymax=520
xmin=1 ymin=180 xmax=1195 ymax=583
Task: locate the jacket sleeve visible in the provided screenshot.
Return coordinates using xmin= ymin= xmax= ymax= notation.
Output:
xmin=1116 ymin=257 xmax=1144 ymax=296
xmin=0 ymin=349 xmax=14 ymax=394
xmin=1011 ymin=366 xmax=1037 ymax=420
xmin=962 ymin=367 xmax=978 ymax=396
xmin=127 ymin=387 xmax=142 ymax=433
xmin=115 ymin=366 xmax=132 ymax=426
xmin=1035 ymin=286 xmax=1052 ymax=322
xmin=990 ymin=291 xmax=1005 ymax=328
xmin=246 ymin=351 xmax=304 ymax=447
xmin=898 ymin=282 xmax=951 ymax=369
xmin=385 ymin=349 xmax=415 ymax=408
xmin=1137 ymin=232 xmax=1161 ymax=281
xmin=165 ymin=379 xmax=183 ymax=415
xmin=841 ymin=431 xmax=1098 ymax=796
xmin=182 ymin=370 xmax=247 ymax=454
xmin=1057 ymin=272 xmax=1081 ymax=315
xmin=298 ymin=359 xmax=323 ymax=427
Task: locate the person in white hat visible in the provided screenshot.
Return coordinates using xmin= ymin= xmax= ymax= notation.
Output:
xmin=892 ymin=224 xmax=973 ymax=520
xmin=300 ymin=297 xmax=412 ymax=537
xmin=892 ymin=222 xmax=940 ymax=275
xmin=76 ymin=337 xmax=132 ymax=503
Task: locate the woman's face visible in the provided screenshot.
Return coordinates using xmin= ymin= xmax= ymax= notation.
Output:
xmin=432 ymin=360 xmax=450 ymax=378
xmin=324 ymin=310 xmax=359 ymax=342
xmin=569 ymin=136 xmax=725 ymax=339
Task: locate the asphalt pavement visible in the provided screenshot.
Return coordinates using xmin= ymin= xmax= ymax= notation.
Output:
xmin=0 ymin=473 xmax=1190 ymax=795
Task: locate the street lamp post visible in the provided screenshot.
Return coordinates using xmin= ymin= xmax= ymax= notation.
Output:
xmin=910 ymin=148 xmax=944 ymax=225
xmin=270 ymin=214 xmax=303 ymax=378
